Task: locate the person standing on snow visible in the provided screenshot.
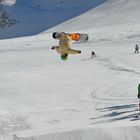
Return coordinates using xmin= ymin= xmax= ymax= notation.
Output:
xmin=137 ymin=84 xmax=140 ymax=114
xmin=135 ymin=44 xmax=139 ymax=53
xmin=51 ymin=32 xmax=81 ymax=61
xmin=138 ymin=83 xmax=140 ymax=99
xmin=91 ymin=51 xmax=96 ymax=58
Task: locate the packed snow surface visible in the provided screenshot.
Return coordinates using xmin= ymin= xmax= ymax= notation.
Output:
xmin=0 ymin=0 xmax=140 ymax=140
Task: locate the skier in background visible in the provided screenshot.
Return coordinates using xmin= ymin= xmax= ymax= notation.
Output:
xmin=91 ymin=51 xmax=96 ymax=58
xmin=135 ymin=44 xmax=139 ymax=53
xmin=138 ymin=83 xmax=140 ymax=99
xmin=137 ymin=83 xmax=140 ymax=116
xmin=52 ymin=32 xmax=81 ymax=61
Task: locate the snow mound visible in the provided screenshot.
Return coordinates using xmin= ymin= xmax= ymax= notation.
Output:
xmin=14 ymin=125 xmax=140 ymax=140
xmin=1 ymin=0 xmax=16 ymax=6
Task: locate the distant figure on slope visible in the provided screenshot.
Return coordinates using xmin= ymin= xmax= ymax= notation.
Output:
xmin=52 ymin=32 xmax=81 ymax=61
xmin=138 ymin=84 xmax=140 ymax=99
xmin=135 ymin=44 xmax=139 ymax=53
xmin=91 ymin=51 xmax=96 ymax=58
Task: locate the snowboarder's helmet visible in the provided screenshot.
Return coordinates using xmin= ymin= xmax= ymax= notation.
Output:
xmin=61 ymin=54 xmax=68 ymax=61
xmin=52 ymin=32 xmax=60 ymax=39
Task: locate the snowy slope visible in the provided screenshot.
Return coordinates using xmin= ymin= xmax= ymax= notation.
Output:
xmin=47 ymin=0 xmax=140 ymax=42
xmin=0 ymin=0 xmax=140 ymax=140
xmin=47 ymin=0 xmax=140 ymax=30
xmin=0 ymin=0 xmax=106 ymax=39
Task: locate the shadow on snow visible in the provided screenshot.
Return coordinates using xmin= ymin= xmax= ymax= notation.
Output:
xmin=90 ymin=104 xmax=140 ymax=124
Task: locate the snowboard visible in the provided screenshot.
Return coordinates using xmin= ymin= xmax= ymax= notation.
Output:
xmin=78 ymin=33 xmax=89 ymax=42
xmin=52 ymin=32 xmax=89 ymax=42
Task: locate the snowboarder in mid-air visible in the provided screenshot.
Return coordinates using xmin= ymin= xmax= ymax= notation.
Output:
xmin=52 ymin=32 xmax=81 ymax=61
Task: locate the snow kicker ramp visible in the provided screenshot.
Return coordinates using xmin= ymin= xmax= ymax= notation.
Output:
xmin=13 ymin=125 xmax=140 ymax=140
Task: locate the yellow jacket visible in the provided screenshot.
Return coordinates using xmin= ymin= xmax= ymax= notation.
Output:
xmin=53 ymin=33 xmax=81 ymax=55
